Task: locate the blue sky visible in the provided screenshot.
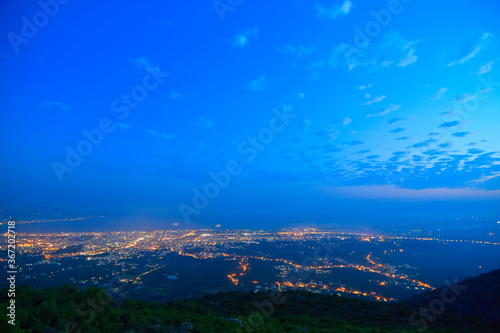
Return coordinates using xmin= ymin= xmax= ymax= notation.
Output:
xmin=1 ymin=0 xmax=499 ymax=229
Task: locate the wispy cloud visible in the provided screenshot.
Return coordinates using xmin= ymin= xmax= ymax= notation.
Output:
xmin=468 ymin=148 xmax=484 ymax=154
xmin=389 ymin=127 xmax=405 ymax=134
xmin=438 ymin=142 xmax=452 ymax=149
xmin=408 ymin=138 xmax=436 ymax=148
xmin=39 ymin=101 xmax=70 ymax=112
xmin=194 ymin=117 xmax=216 ymax=128
xmin=276 ymin=44 xmax=316 ymax=59
xmin=146 ymin=129 xmax=176 ymax=140
xmin=128 ymin=56 xmax=158 ymax=71
xmin=324 ymin=145 xmax=343 ymax=153
xmin=276 ymin=45 xmax=296 ymax=55
xmin=452 ymin=93 xmax=476 ymax=104
xmin=447 ymin=32 xmax=492 ymax=67
xmin=330 ymin=117 xmax=352 ymax=126
xmin=169 ymin=91 xmax=184 ymax=99
xmin=452 ymin=131 xmax=471 ymax=137
xmin=362 ymin=94 xmax=386 ymax=105
xmin=317 ymin=128 xmax=340 ymax=141
xmin=299 ymin=119 xmax=311 ymax=131
xmin=247 ymin=76 xmax=269 ymax=91
xmin=232 ymin=27 xmax=258 ymax=48
xmin=430 ymin=87 xmax=448 ymax=100
xmin=366 ymin=104 xmax=401 ymax=117
xmin=475 ymin=61 xmax=494 ymax=75
xmin=117 ymin=123 xmax=130 ymax=130
xmin=397 ymin=48 xmax=417 ymax=67
xmin=385 ymin=116 xmax=410 ymax=125
xmin=344 ymin=140 xmax=364 ymax=146
xmin=438 ymin=121 xmax=460 ymax=128
xmin=355 ymin=149 xmax=370 ymax=154
xmin=330 ymin=30 xmax=418 ymax=70
xmin=316 ymin=0 xmax=352 ymax=20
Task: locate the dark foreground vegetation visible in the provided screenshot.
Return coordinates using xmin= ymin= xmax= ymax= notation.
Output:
xmin=2 ymin=280 xmax=498 ymax=333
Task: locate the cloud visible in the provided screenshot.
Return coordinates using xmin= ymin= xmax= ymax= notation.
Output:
xmin=247 ymin=76 xmax=269 ymax=91
xmin=296 ymin=92 xmax=306 ymax=99
xmin=276 ymin=45 xmax=297 ymax=55
xmin=438 ymin=121 xmax=461 ymax=128
xmin=146 ymin=130 xmax=176 ymax=140
xmin=128 ymin=56 xmax=158 ymax=72
xmin=39 ymin=101 xmax=70 ymax=112
xmin=316 ymin=128 xmax=340 ymax=141
xmin=385 ymin=117 xmax=410 ymax=125
xmin=430 ymin=87 xmax=448 ymax=100
xmin=362 ymin=95 xmax=386 ymax=105
xmin=117 ymin=123 xmax=130 ymax=129
xmin=194 ymin=117 xmax=216 ymax=128
xmin=452 ymin=93 xmax=476 ymax=104
xmin=396 ymin=136 xmax=408 ymax=141
xmin=397 ymin=48 xmax=417 ymax=67
xmin=330 ymin=31 xmax=418 ymax=70
xmin=327 ymin=185 xmax=500 ymax=199
xmin=475 ymin=61 xmax=494 ymax=75
xmin=438 ymin=142 xmax=452 ymax=149
xmin=366 ymin=104 xmax=401 ymax=117
xmin=355 ymin=149 xmax=370 ymax=154
xmin=441 ymin=110 xmax=459 ymax=118
xmin=308 ymin=60 xmax=325 ymax=69
xmin=323 ymin=145 xmax=343 ymax=153
xmin=299 ymin=119 xmax=311 ymax=131
xmin=358 ymin=84 xmax=372 ymax=90
xmin=169 ymin=91 xmax=184 ymax=99
xmin=316 ymin=0 xmax=352 ymax=20
xmin=452 ymin=131 xmax=471 ymax=137
xmin=366 ymin=155 xmax=379 ymax=159
xmin=232 ymin=27 xmax=258 ymax=48
xmin=330 ymin=117 xmax=352 ymax=126
xmin=409 ymin=138 xmax=436 ymax=148
xmin=344 ymin=140 xmax=364 ymax=146
xmin=389 ymin=127 xmax=405 ymax=134
xmin=467 ymin=148 xmax=484 ymax=154
xmin=392 ymin=151 xmax=408 ymax=156
xmin=447 ymin=32 xmax=492 ymax=67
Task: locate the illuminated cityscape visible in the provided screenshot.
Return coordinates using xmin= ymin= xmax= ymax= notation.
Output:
xmin=3 ymin=227 xmax=499 ymax=304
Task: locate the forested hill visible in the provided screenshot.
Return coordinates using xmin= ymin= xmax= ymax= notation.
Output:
xmin=400 ymin=268 xmax=500 ymax=328
xmin=2 ymin=282 xmax=498 ymax=333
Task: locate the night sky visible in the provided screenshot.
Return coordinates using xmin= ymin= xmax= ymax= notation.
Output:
xmin=1 ymin=0 xmax=499 ymax=229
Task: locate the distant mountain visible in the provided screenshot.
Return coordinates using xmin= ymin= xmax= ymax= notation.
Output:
xmin=0 ymin=207 xmax=124 ymax=221
xmin=0 ymin=206 xmax=112 ymax=221
xmin=400 ymin=268 xmax=500 ymax=328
